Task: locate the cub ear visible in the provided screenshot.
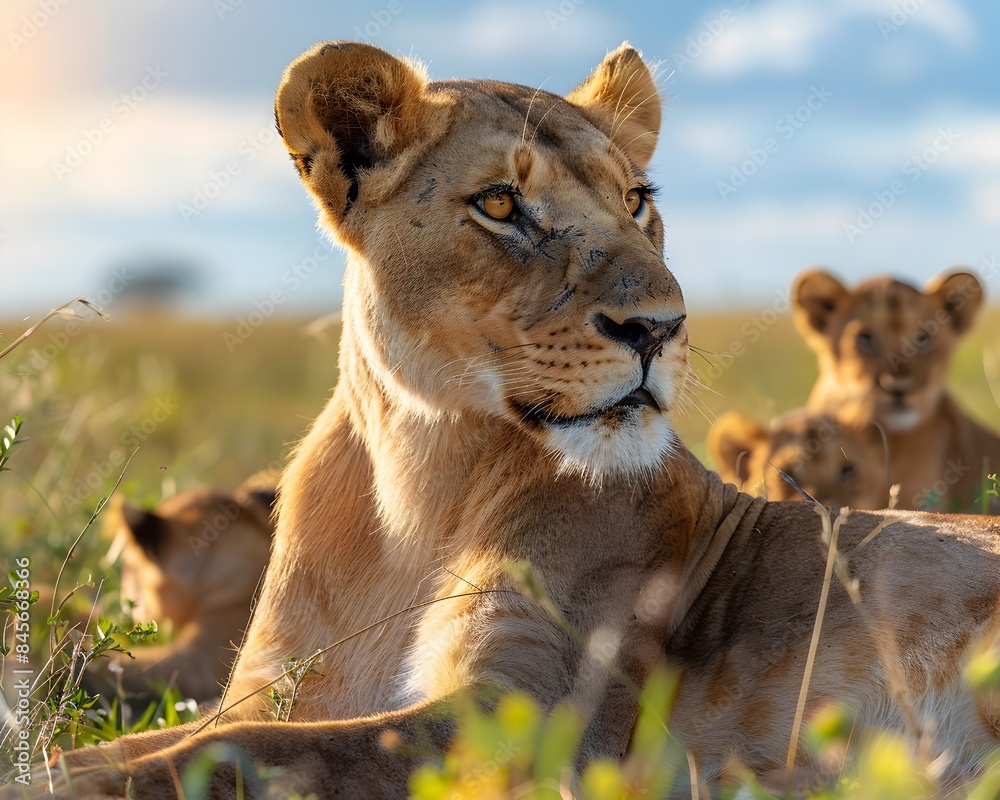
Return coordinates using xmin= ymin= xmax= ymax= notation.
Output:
xmin=708 ymin=412 xmax=768 ymax=487
xmin=791 ymin=269 xmax=848 ymax=343
xmin=925 ymin=269 xmax=983 ymax=334
xmin=275 ymin=41 xmax=431 ymax=237
xmin=248 ymin=487 xmax=278 ymax=513
xmin=120 ymin=503 xmax=165 ymax=559
xmin=565 ymin=42 xmax=661 ymax=169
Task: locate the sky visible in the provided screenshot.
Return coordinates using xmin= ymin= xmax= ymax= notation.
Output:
xmin=2 ymin=0 xmax=999 ymax=322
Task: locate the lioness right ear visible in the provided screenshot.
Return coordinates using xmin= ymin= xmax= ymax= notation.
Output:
xmin=275 ymin=41 xmax=431 ymax=240
xmin=566 ymin=43 xmax=662 ymax=170
xmin=708 ymin=412 xmax=767 ymax=487
xmin=791 ymin=269 xmax=848 ymax=343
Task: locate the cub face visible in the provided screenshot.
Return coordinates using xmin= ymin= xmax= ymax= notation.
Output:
xmin=276 ymin=42 xmax=689 ymax=478
xmin=709 ymin=409 xmax=888 ymax=508
xmin=792 ymin=268 xmax=982 ymax=431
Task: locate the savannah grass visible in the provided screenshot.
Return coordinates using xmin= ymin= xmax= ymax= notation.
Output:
xmin=3 ymin=302 xmax=1000 ymax=797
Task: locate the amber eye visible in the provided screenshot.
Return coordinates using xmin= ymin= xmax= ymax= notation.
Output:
xmin=624 ymin=188 xmax=645 ymax=217
xmin=481 ymin=192 xmax=515 ymax=220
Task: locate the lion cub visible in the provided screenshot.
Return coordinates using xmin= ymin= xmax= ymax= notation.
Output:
xmin=709 ymin=408 xmax=889 ymax=508
xmin=86 ymin=477 xmax=275 ymax=704
xmin=792 ymin=268 xmax=1000 ymax=512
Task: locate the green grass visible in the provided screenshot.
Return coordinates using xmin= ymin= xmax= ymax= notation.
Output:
xmin=2 ymin=302 xmax=1000 ymax=795
xmin=681 ymin=306 xmax=1000 ymax=467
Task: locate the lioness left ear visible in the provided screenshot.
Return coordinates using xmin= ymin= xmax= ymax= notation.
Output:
xmin=275 ymin=41 xmax=434 ymax=242
xmin=925 ymin=270 xmax=983 ymax=334
xmin=565 ymin=43 xmax=662 ymax=169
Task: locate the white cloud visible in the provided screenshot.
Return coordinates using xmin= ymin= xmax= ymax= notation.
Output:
xmin=971 ymin=186 xmax=1000 ymax=225
xmin=394 ymin=2 xmax=616 ymax=64
xmin=693 ymin=2 xmax=827 ymax=78
xmin=0 ymin=95 xmax=292 ymax=217
xmin=688 ymin=0 xmax=977 ymax=79
xmin=905 ymin=0 xmax=976 ymax=46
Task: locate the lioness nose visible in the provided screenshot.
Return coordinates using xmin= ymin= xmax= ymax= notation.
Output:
xmin=592 ymin=313 xmax=686 ymax=362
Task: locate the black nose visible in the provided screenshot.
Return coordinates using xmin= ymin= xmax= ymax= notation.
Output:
xmin=592 ymin=313 xmax=686 ymax=364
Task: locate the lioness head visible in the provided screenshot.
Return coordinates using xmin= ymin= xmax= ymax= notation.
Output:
xmin=792 ymin=268 xmax=983 ymax=431
xmin=275 ymin=42 xmax=688 ymax=477
xmin=709 ymin=409 xmax=888 ymax=508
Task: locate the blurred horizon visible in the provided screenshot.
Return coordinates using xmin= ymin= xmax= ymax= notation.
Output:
xmin=2 ymin=0 xmax=999 ymax=324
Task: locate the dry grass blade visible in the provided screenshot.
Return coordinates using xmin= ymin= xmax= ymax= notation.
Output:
xmin=778 ymin=461 xmax=844 ymax=789
xmin=0 ymin=297 xmax=105 ymax=360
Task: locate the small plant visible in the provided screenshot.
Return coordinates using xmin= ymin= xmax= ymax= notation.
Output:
xmin=0 ymin=415 xmax=24 ymax=473
xmin=979 ymin=467 xmax=998 ymax=515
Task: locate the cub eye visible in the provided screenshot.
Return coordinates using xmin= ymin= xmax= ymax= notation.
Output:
xmin=839 ymin=463 xmax=857 ymax=484
xmin=480 ymin=192 xmax=516 ymax=221
xmin=624 ymin=188 xmax=645 ymax=217
xmin=913 ymin=330 xmax=932 ymax=350
xmin=856 ymin=331 xmax=876 ymax=353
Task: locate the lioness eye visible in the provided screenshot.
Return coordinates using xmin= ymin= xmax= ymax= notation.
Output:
xmin=624 ymin=188 xmax=644 ymax=217
xmin=481 ymin=192 xmax=515 ymax=220
xmin=840 ymin=463 xmax=857 ymax=484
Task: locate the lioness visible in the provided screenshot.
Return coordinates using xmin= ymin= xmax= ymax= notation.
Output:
xmin=84 ymin=478 xmax=276 ymax=705
xmin=792 ymin=268 xmax=1000 ymax=512
xmin=18 ymin=42 xmax=1000 ymax=799
xmin=709 ymin=409 xmax=889 ymax=508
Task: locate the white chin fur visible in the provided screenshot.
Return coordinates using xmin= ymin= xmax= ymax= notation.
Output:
xmin=883 ymin=408 xmax=922 ymax=432
xmin=545 ymin=409 xmax=677 ymax=481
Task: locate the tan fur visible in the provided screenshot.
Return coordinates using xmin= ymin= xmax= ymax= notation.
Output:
xmin=792 ymin=268 xmax=1000 ymax=512
xmin=18 ymin=43 xmax=1000 ymax=799
xmin=84 ymin=477 xmax=276 ymax=705
xmin=709 ymin=409 xmax=889 ymax=508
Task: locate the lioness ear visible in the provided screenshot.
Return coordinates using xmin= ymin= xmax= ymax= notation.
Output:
xmin=925 ymin=269 xmax=983 ymax=334
xmin=565 ymin=42 xmax=661 ymax=169
xmin=708 ymin=412 xmax=767 ymax=486
xmin=275 ymin=41 xmax=430 ymax=237
xmin=791 ymin=269 xmax=848 ymax=343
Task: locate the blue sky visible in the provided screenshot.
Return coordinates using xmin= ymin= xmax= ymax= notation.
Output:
xmin=2 ymin=0 xmax=998 ymax=321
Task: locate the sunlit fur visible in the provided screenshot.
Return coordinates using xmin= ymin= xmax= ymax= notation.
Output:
xmin=31 ymin=44 xmax=1000 ymax=800
xmin=793 ymin=268 xmax=1000 ymax=511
